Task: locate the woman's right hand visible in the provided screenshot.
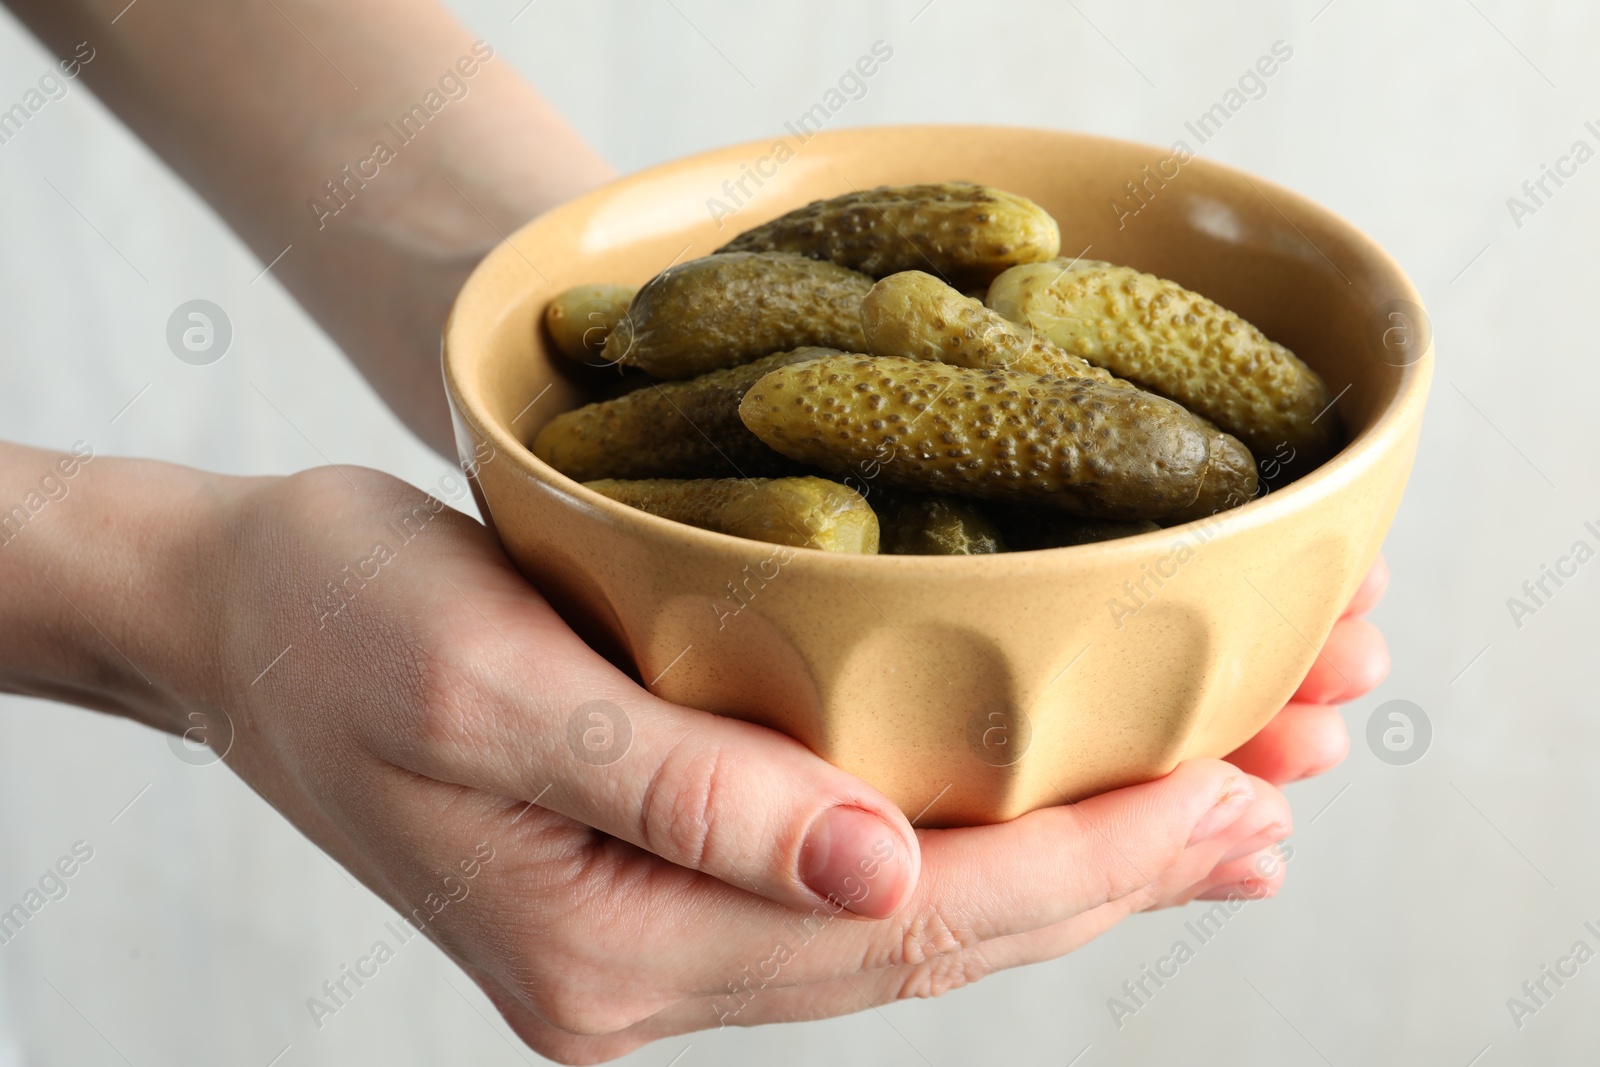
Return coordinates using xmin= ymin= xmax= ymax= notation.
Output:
xmin=5 ymin=450 xmax=1292 ymax=1064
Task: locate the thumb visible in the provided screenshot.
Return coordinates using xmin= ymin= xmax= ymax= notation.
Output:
xmin=417 ymin=672 xmax=922 ymax=918
xmin=592 ymin=697 xmax=922 ymax=919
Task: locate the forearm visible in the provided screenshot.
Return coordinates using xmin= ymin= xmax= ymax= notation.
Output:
xmin=0 ymin=440 xmax=234 ymax=733
xmin=8 ymin=0 xmax=613 ymax=455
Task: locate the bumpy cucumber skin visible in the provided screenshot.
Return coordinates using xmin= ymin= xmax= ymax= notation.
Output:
xmin=862 ymin=270 xmax=1126 ymax=387
xmin=873 ymin=491 xmax=1005 ymax=555
xmin=739 ymin=355 xmax=1211 ymax=520
xmin=532 ymin=349 xmax=835 ymax=481
xmin=583 ymin=476 xmax=879 ymax=553
xmin=601 ymin=252 xmax=871 ymax=378
xmin=987 ymin=259 xmax=1339 ymax=465
xmin=544 ymin=284 xmax=635 ymax=363
xmin=718 ymin=182 xmax=1060 ymax=284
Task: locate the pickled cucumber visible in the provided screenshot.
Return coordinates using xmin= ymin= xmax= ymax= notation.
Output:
xmin=874 ymin=492 xmax=1005 ymax=555
xmin=532 ymin=349 xmax=835 ymax=481
xmin=718 ymin=182 xmax=1060 ymax=284
xmin=1162 ymin=427 xmax=1258 ymax=525
xmin=861 ymin=271 xmax=1126 ymax=388
xmin=986 ymin=259 xmax=1338 ymax=465
xmin=602 ymin=252 xmax=871 ymax=378
xmin=583 ymin=476 xmax=879 ymax=553
xmin=544 ymin=283 xmax=635 ymax=363
xmin=739 ymin=355 xmax=1212 ymax=519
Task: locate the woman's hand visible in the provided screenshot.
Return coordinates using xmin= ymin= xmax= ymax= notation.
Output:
xmin=0 ymin=442 xmax=1386 ymax=1063
xmin=179 ymin=463 xmax=1291 ymax=1063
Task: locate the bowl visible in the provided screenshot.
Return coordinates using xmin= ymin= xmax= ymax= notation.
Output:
xmin=442 ymin=125 xmax=1432 ymax=827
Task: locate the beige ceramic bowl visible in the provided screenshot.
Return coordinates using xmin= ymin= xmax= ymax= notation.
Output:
xmin=443 ymin=125 xmax=1431 ymax=827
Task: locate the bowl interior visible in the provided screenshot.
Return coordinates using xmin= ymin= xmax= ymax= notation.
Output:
xmin=447 ymin=124 xmax=1430 ymax=520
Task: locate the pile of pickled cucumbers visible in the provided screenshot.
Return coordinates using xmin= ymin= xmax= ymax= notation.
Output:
xmin=534 ymin=182 xmax=1339 ymax=555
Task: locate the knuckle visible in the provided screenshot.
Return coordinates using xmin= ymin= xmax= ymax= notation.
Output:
xmin=1116 ymin=878 xmax=1169 ymax=915
xmin=484 ymin=965 xmax=652 ymax=1063
xmin=874 ymin=905 xmax=983 ymax=969
xmin=401 ymin=626 xmax=504 ymax=763
xmin=637 ymin=739 xmax=741 ymax=873
xmin=893 ymin=949 xmax=994 ymax=1001
xmin=509 ymin=968 xmax=657 ymax=1037
xmin=1099 ymin=845 xmax=1179 ymax=911
xmin=531 ymin=993 xmax=625 ymax=1037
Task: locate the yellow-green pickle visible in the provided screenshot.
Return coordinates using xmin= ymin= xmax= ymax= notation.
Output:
xmin=583 ymin=476 xmax=880 ymax=553
xmin=532 ymin=348 xmax=835 ymax=480
xmin=543 ymin=283 xmax=635 ymax=363
xmin=861 ymin=270 xmax=1126 ymax=386
xmin=873 ymin=492 xmax=1005 ymax=555
xmin=602 ymin=252 xmax=871 ymax=378
xmin=717 ymin=182 xmax=1061 ymax=284
xmin=986 ymin=259 xmax=1339 ymax=465
xmin=739 ymin=355 xmax=1212 ymax=520
xmin=542 ymin=180 xmax=1343 ymax=550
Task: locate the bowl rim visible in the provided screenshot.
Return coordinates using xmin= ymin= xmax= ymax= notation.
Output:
xmin=443 ymin=123 xmax=1433 ymax=573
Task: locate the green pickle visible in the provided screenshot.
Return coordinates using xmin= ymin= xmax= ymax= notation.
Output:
xmin=719 ymin=182 xmax=1060 ymax=284
xmin=532 ymin=348 xmax=834 ymax=480
xmin=602 ymin=252 xmax=871 ymax=378
xmin=583 ymin=476 xmax=880 ymax=553
xmin=861 ymin=270 xmax=1126 ymax=387
xmin=739 ymin=355 xmax=1212 ymax=520
xmin=873 ymin=491 xmax=1005 ymax=555
xmin=1162 ymin=425 xmax=1259 ymax=525
xmin=986 ymin=259 xmax=1339 ymax=466
xmin=543 ymin=283 xmax=635 ymax=363
xmin=538 ymin=182 xmax=1331 ymax=549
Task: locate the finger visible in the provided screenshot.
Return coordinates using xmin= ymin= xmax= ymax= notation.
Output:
xmin=1190 ymin=843 xmax=1292 ymax=901
xmin=756 ymin=760 xmax=1278 ymax=987
xmin=1293 ymin=616 xmax=1390 ymax=705
xmin=384 ymin=761 xmax=1286 ymax=1042
xmin=491 ymin=801 xmax=1291 ymax=1046
xmin=377 ymin=575 xmax=919 ymax=919
xmin=630 ymin=761 xmax=1280 ymax=1001
xmin=644 ymin=905 xmax=1130 ymax=1033
xmin=475 ymin=782 xmax=1292 ymax=1049
xmin=1224 ymin=701 xmax=1349 ymax=784
xmin=633 ymin=830 xmax=1294 ymax=1037
xmin=1148 ymin=787 xmax=1292 ymax=907
xmin=487 ymin=757 xmax=1275 ymax=1012
xmin=1343 ymin=554 xmax=1390 ymax=618
xmin=544 ymin=758 xmax=1274 ymax=1010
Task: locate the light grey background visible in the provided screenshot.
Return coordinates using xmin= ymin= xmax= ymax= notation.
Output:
xmin=0 ymin=1 xmax=1593 ymax=1063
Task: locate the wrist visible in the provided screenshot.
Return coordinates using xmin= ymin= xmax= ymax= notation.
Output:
xmin=0 ymin=443 xmax=251 ymax=735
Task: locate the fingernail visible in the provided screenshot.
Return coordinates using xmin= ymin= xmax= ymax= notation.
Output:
xmin=800 ymin=806 xmax=909 ymax=919
xmin=1187 ymin=778 xmax=1255 ymax=846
